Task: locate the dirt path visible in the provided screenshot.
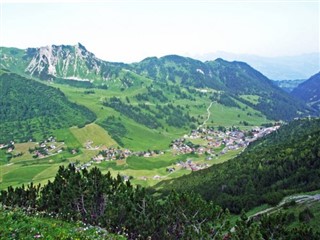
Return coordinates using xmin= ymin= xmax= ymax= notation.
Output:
xmin=198 ymin=101 xmax=214 ymax=129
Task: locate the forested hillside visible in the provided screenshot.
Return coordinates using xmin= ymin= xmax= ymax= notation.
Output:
xmin=0 ymin=71 xmax=96 ymax=143
xmin=133 ymin=56 xmax=313 ymax=120
xmin=208 ymin=59 xmax=312 ymax=120
xmin=292 ymin=72 xmax=320 ymax=111
xmin=157 ymin=118 xmax=320 ymax=213
xmin=132 ymin=55 xmax=225 ymax=89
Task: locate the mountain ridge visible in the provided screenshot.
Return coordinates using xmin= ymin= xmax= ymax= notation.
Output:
xmin=191 ymin=51 xmax=320 ymax=80
xmin=0 ymin=43 xmax=127 ymax=81
xmin=0 ymin=44 xmax=316 ymax=120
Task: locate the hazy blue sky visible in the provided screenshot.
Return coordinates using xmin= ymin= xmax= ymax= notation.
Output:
xmin=1 ymin=0 xmax=319 ymax=62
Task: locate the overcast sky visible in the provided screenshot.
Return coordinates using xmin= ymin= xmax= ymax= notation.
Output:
xmin=1 ymin=0 xmax=319 ymax=63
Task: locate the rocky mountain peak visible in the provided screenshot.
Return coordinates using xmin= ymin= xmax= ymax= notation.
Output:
xmin=24 ymin=43 xmax=104 ymax=80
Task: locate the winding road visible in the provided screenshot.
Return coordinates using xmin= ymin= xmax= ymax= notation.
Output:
xmin=249 ymin=193 xmax=320 ymax=220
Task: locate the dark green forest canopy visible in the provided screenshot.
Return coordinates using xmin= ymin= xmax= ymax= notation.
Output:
xmin=1 ymin=164 xmax=320 ymax=239
xmin=0 ymin=165 xmax=230 ymax=239
xmin=0 ymin=72 xmax=96 ymax=143
xmin=156 ymin=118 xmax=320 ymax=213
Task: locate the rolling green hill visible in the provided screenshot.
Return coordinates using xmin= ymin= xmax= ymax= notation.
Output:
xmin=0 ymin=70 xmax=96 ymax=143
xmin=133 ymin=56 xmax=313 ymax=120
xmin=132 ymin=55 xmax=225 ymax=89
xmin=0 ymin=208 xmax=124 ymax=239
xmin=1 ymin=71 xmax=269 ymax=189
xmin=156 ymin=118 xmax=320 ymax=213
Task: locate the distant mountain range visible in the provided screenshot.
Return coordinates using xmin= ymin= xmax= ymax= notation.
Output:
xmin=0 ymin=44 xmax=317 ymax=120
xmin=272 ymin=79 xmax=305 ymax=92
xmin=191 ymin=51 xmax=320 ymax=80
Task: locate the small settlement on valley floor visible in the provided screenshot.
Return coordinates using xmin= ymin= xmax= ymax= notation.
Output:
xmin=2 ymin=125 xmax=280 ymax=182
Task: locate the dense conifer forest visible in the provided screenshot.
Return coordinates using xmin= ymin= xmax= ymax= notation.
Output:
xmin=1 ymin=162 xmax=319 ymax=239
xmin=0 ymin=71 xmax=96 ymax=143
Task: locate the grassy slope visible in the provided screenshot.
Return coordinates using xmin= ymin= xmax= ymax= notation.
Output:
xmin=53 ymin=82 xmax=269 ymax=148
xmin=70 ymin=123 xmax=117 ymax=147
xmin=95 ymin=148 xmax=244 ymax=188
xmin=52 ymin=84 xmax=177 ymax=150
xmin=0 ymin=208 xmax=124 ymax=240
xmin=0 ymin=75 xmax=270 ymax=190
xmin=207 ymin=101 xmax=267 ymax=128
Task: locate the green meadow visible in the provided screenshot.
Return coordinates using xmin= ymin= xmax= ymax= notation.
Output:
xmin=1 ymin=80 xmax=270 ymax=190
xmin=69 ymin=123 xmax=118 ymax=147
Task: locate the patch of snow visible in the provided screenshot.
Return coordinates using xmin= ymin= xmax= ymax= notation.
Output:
xmin=196 ymin=68 xmax=204 ymax=75
xmin=64 ymin=76 xmax=91 ymax=82
xmin=198 ymin=89 xmax=208 ymax=93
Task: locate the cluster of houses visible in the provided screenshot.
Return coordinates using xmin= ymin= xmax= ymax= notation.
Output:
xmin=0 ymin=141 xmax=15 ymax=153
xmin=85 ymin=140 xmax=100 ymax=150
xmin=82 ymin=125 xmax=280 ymax=180
xmin=250 ymin=126 xmax=281 ymax=140
xmin=29 ymin=136 xmax=64 ymax=158
xmin=75 ymin=161 xmax=93 ymax=171
xmin=92 ymin=147 xmax=132 ymax=162
xmin=171 ymin=126 xmax=280 ymax=157
xmin=92 ymin=147 xmax=164 ymax=163
xmin=137 ymin=150 xmax=165 ymax=158
xmin=175 ymin=159 xmax=209 ymax=171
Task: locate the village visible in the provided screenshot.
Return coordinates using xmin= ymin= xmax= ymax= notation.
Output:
xmin=1 ymin=124 xmax=280 ymax=181
xmin=86 ymin=124 xmax=280 ymax=180
xmin=171 ymin=125 xmax=280 ymax=156
xmin=28 ymin=136 xmax=67 ymax=158
xmin=1 ymin=136 xmax=67 ymax=159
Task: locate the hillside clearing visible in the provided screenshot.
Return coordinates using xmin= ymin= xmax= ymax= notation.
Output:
xmin=70 ymin=123 xmax=117 ymax=147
